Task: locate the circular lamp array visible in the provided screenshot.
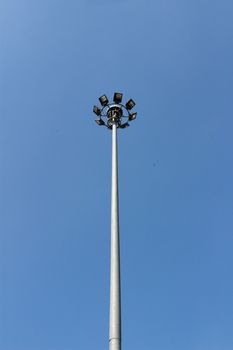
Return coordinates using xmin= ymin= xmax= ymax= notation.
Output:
xmin=93 ymin=92 xmax=137 ymax=129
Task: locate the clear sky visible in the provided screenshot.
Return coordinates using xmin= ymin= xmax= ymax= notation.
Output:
xmin=1 ymin=1 xmax=233 ymax=349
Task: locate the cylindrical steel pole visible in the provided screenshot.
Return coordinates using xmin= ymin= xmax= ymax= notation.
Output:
xmin=109 ymin=123 xmax=121 ymax=350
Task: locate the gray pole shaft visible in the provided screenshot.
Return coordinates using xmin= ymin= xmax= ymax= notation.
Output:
xmin=109 ymin=123 xmax=121 ymax=350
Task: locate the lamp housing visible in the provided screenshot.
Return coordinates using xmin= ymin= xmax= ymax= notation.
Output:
xmin=129 ymin=112 xmax=137 ymax=121
xmin=99 ymin=95 xmax=109 ymax=107
xmin=113 ymin=92 xmax=123 ymax=104
xmin=93 ymin=105 xmax=101 ymax=116
xmin=125 ymin=99 xmax=136 ymax=110
xmin=95 ymin=118 xmax=105 ymax=126
xmin=120 ymin=122 xmax=129 ymax=129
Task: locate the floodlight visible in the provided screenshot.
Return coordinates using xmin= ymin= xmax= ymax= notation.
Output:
xmin=120 ymin=122 xmax=129 ymax=129
xmin=113 ymin=92 xmax=123 ymax=104
xmin=125 ymin=99 xmax=136 ymax=110
xmin=99 ymin=95 xmax=109 ymax=107
xmin=129 ymin=112 xmax=137 ymax=121
xmin=93 ymin=105 xmax=101 ymax=116
xmin=95 ymin=118 xmax=105 ymax=126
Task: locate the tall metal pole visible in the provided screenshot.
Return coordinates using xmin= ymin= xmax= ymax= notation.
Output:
xmin=109 ymin=122 xmax=121 ymax=350
xmin=93 ymin=92 xmax=137 ymax=350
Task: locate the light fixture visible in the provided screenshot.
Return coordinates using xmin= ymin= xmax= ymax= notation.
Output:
xmin=93 ymin=92 xmax=137 ymax=129
xmin=120 ymin=122 xmax=129 ymax=129
xmin=128 ymin=112 xmax=137 ymax=121
xmin=125 ymin=99 xmax=136 ymax=110
xmin=113 ymin=92 xmax=123 ymax=104
xmin=93 ymin=105 xmax=101 ymax=116
xmin=99 ymin=94 xmax=109 ymax=107
xmin=95 ymin=118 xmax=105 ymax=126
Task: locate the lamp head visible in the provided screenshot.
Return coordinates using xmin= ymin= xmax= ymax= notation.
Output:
xmin=93 ymin=105 xmax=101 ymax=116
xmin=113 ymin=92 xmax=123 ymax=104
xmin=129 ymin=112 xmax=137 ymax=121
xmin=99 ymin=94 xmax=109 ymax=107
xmin=95 ymin=118 xmax=105 ymax=126
xmin=125 ymin=99 xmax=136 ymax=110
xmin=120 ymin=122 xmax=130 ymax=129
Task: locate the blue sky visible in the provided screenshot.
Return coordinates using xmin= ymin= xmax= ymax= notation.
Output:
xmin=1 ymin=0 xmax=233 ymax=349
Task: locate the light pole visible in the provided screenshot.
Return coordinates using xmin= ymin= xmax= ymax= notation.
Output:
xmin=93 ymin=93 xmax=137 ymax=350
